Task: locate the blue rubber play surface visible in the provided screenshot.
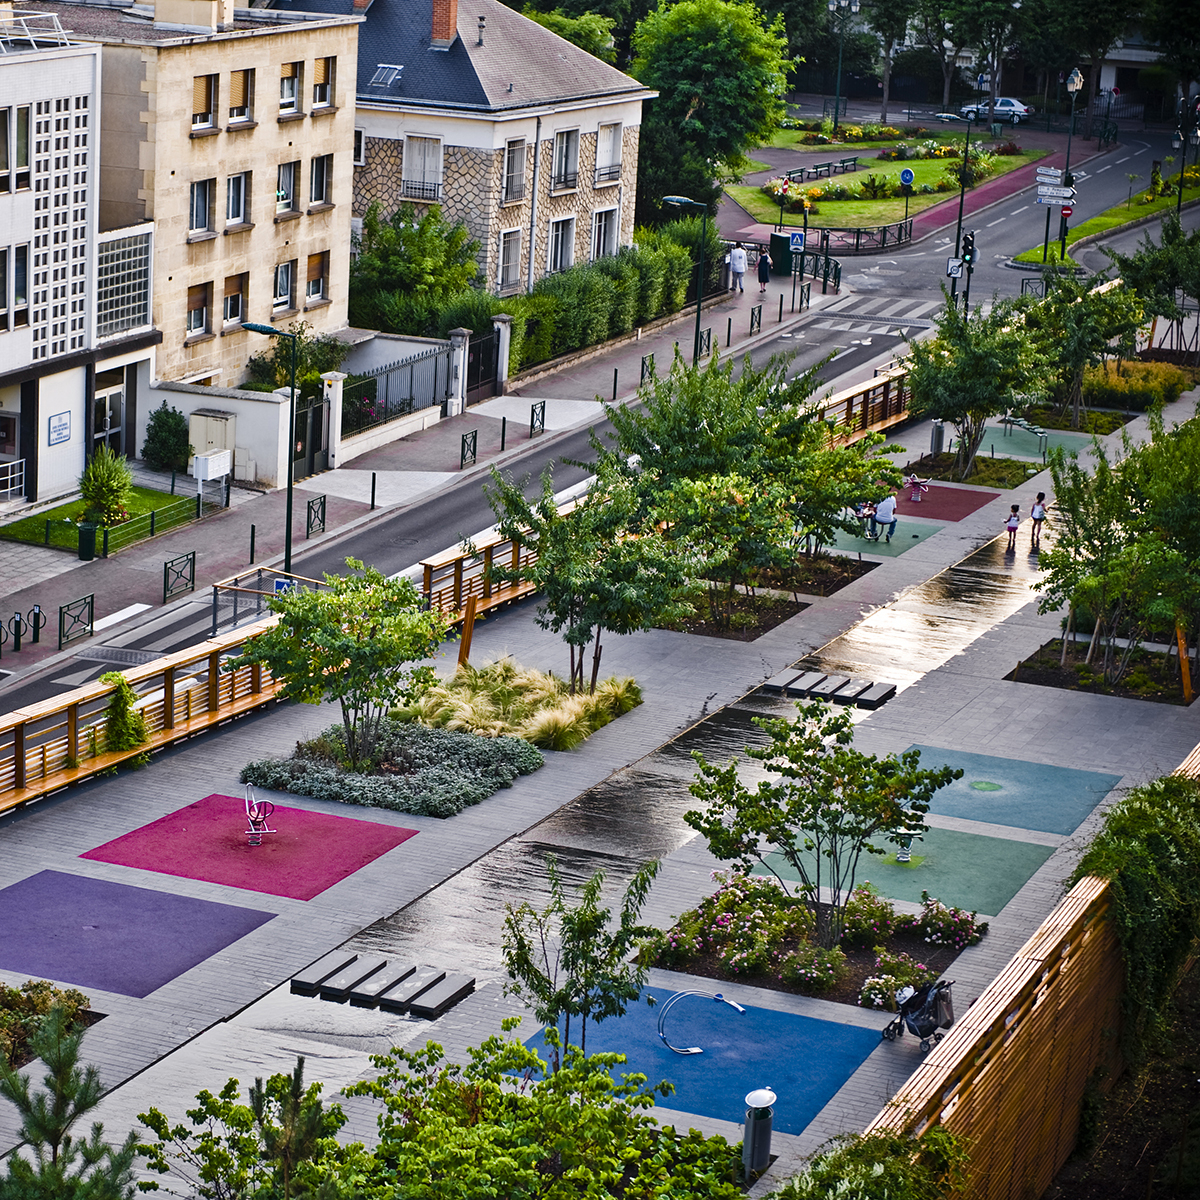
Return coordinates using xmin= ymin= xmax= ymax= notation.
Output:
xmin=524 ymin=986 xmax=880 ymax=1135
xmin=908 ymin=745 xmax=1122 ymax=835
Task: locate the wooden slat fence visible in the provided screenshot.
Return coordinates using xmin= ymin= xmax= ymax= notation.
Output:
xmin=819 ymin=366 xmax=912 ymax=443
xmin=0 ymin=618 xmax=282 ymax=814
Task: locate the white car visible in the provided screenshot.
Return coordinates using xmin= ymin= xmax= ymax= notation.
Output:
xmin=959 ymin=97 xmax=1034 ymax=124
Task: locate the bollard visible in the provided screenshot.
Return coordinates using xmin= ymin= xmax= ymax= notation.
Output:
xmin=28 ymin=605 xmax=45 ymax=645
xmin=779 ymin=294 xmax=784 ymax=323
xmin=370 ymin=471 xmax=377 ymax=511
xmin=249 ymin=523 xmax=256 ymax=564
xmin=501 ymin=416 xmax=507 ymax=451
xmin=612 ymin=368 xmax=618 ymax=401
xmin=10 ymin=612 xmax=22 ymax=653
xmin=742 ymin=1088 xmax=776 ymax=1178
xmin=150 ymin=509 xmax=156 ymax=537
xmin=727 ymin=316 xmax=732 ymax=347
xmin=225 ymin=476 xmax=231 ymax=508
xmin=170 ymin=469 xmax=177 ymax=496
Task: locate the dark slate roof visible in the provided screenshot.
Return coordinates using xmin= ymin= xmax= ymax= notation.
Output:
xmin=274 ymin=0 xmax=649 ymax=111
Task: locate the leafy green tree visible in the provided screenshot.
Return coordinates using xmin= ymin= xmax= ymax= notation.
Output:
xmin=1144 ymin=0 xmax=1200 ymax=101
xmin=0 ymin=1006 xmax=138 ymax=1200
xmin=348 ymin=202 xmax=481 ymax=332
xmin=911 ymin=0 xmax=972 ymax=109
xmin=686 ymin=700 xmax=962 ymax=947
xmin=632 ymin=0 xmax=790 ymax=220
xmin=866 ymin=0 xmax=918 ymax=123
xmin=503 ymin=855 xmax=660 ymax=1062
xmin=954 ymin=0 xmax=1026 ymax=124
xmin=524 ymin=6 xmax=616 ymax=60
xmin=244 ymin=319 xmax=351 ymax=404
xmin=225 ymin=559 xmax=448 ymax=769
xmin=141 ymin=401 xmax=193 ymax=473
xmin=906 ymin=291 xmax=1046 ymax=478
xmin=80 ymin=445 xmax=134 ymax=526
xmin=1060 ymin=0 xmax=1132 ymax=138
xmin=345 ymin=1027 xmax=741 ymax=1197
xmin=138 ymin=1057 xmax=365 ymax=1200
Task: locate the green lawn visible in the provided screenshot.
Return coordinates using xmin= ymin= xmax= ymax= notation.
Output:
xmin=765 ymin=127 xmax=967 ymax=152
xmin=0 ymin=485 xmax=192 ymax=551
xmin=729 ymin=150 xmax=1047 ymax=229
xmin=1012 ymin=183 xmax=1200 ymax=265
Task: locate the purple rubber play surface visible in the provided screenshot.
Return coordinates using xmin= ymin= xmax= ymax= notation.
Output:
xmin=0 ymin=870 xmax=274 ymax=998
xmin=81 ymin=795 xmax=418 ymax=900
xmin=895 ymin=485 xmax=1000 ymax=522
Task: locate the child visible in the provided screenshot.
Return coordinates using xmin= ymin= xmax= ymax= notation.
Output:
xmin=1030 ymin=492 xmax=1047 ymax=548
xmin=1005 ymin=504 xmax=1021 ymax=552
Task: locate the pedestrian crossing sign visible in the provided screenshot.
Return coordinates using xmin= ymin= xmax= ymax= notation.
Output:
xmin=789 ymin=232 xmax=805 ymax=252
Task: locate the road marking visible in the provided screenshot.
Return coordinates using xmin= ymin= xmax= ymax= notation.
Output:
xmin=906 ymin=300 xmax=942 ymax=317
xmin=94 ymin=603 xmax=152 ymax=632
xmin=1096 ymin=164 xmax=1112 ymax=172
xmin=1116 ymin=156 xmax=1129 ymax=163
xmin=987 ymin=217 xmax=1005 ymax=226
xmin=1133 ymin=147 xmax=1148 ymax=155
xmin=876 ymin=299 xmax=913 ymax=316
xmin=1011 ymin=205 xmax=1028 ymax=214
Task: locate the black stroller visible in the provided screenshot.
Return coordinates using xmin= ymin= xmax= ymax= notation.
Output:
xmin=881 ymin=979 xmax=955 ymax=1052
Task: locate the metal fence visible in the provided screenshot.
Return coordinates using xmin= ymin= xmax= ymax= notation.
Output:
xmin=342 ymin=344 xmax=454 ymax=438
xmin=101 ymin=495 xmax=210 ymax=556
xmin=0 ymin=459 xmax=24 ymax=501
xmin=208 ymin=568 xmax=329 ymax=637
xmin=163 ymin=552 xmax=196 ymax=603
xmin=58 ymin=594 xmax=94 ymax=651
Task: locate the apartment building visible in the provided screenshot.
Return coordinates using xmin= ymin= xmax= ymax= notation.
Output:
xmin=27 ymin=0 xmax=360 ymax=390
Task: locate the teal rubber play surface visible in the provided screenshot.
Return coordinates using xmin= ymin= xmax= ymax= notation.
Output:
xmin=982 ymin=424 xmax=1091 ymax=460
xmin=830 ymin=522 xmax=944 ymax=557
xmin=906 ymin=745 xmax=1122 ymax=835
xmin=757 ymin=824 xmax=1054 ymax=916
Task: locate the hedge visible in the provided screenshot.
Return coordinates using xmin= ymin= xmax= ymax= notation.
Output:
xmin=1083 ymin=360 xmax=1190 ymax=411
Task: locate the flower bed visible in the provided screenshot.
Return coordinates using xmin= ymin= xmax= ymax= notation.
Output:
xmin=780 ymin=119 xmax=923 ymax=145
xmin=646 ymin=875 xmax=987 ymax=1009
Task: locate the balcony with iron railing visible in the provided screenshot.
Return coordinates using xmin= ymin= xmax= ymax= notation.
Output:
xmin=594 ymin=163 xmax=622 ymax=185
xmin=401 ymin=179 xmax=441 ymax=201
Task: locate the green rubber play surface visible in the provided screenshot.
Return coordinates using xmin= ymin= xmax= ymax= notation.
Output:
xmin=829 ymin=522 xmax=944 ymax=557
xmin=982 ymin=424 xmax=1092 ymax=460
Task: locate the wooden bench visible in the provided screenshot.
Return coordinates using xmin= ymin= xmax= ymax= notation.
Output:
xmin=837 ymin=156 xmax=859 ymax=173
xmin=808 ymin=161 xmax=833 ymax=179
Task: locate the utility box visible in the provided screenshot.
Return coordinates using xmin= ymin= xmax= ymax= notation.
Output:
xmin=188 ymin=409 xmax=236 ymax=473
xmin=930 ymin=420 xmax=946 ymax=456
xmin=768 ymin=231 xmax=792 ymax=275
xmin=193 ymin=448 xmax=232 ymax=482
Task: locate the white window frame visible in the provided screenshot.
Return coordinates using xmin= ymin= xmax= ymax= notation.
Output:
xmin=226 ymin=172 xmax=248 ymax=224
xmin=353 ymin=128 xmax=365 ymax=166
xmin=192 ymin=75 xmax=215 ymax=129
xmin=503 ymin=138 xmax=525 ymax=203
xmin=279 ymin=64 xmax=300 ymax=114
xmin=228 ymin=68 xmax=253 ymax=123
xmin=223 ymin=281 xmax=244 ymax=326
xmin=306 ymin=252 xmax=328 ymax=301
xmin=499 ymin=228 xmax=521 ymax=291
xmin=595 ymin=122 xmax=622 ymax=185
xmin=189 ymin=178 xmax=212 ymax=233
xmin=312 ymin=57 xmax=334 ymax=108
xmin=548 ymin=216 xmax=575 ymax=273
xmin=591 ymin=206 xmax=618 ymax=261
xmin=552 ymin=129 xmax=579 ymax=191
xmin=186 ymin=284 xmax=210 ymax=334
xmin=401 ymin=136 xmax=442 ymax=201
xmin=0 ymin=247 xmax=8 ymax=330
xmin=276 ymin=161 xmax=298 ymax=214
xmin=310 ymin=154 xmax=332 ymax=206
xmin=273 ymin=261 xmax=294 ymax=311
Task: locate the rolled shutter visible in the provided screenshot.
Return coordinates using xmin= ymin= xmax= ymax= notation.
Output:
xmin=307 ymin=252 xmax=326 ymax=282
xmin=224 ymin=274 xmax=243 ymax=298
xmin=192 ymin=76 xmax=210 ymax=115
xmin=188 ymin=284 xmax=208 ymax=311
xmin=280 ymin=61 xmax=295 ymax=78
xmin=228 ymin=70 xmax=246 ymax=109
xmin=313 ymin=57 xmax=328 ymax=84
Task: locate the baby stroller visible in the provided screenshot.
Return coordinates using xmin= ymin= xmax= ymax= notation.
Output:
xmin=881 ymin=979 xmax=955 ymax=1053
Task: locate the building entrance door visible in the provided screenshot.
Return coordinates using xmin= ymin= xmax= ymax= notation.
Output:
xmin=93 ymin=367 xmax=125 ymax=456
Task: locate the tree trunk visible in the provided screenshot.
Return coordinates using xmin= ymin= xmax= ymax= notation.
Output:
xmin=589 ymin=630 xmax=603 ymax=694
xmin=942 ymin=55 xmax=954 ymax=110
xmin=1061 ymin=606 xmax=1074 ymax=667
xmin=1085 ymin=55 xmax=1102 ymax=139
xmin=1085 ymin=615 xmax=1102 ymax=665
xmin=568 ymin=642 xmax=577 ymax=697
xmin=880 ymin=40 xmax=894 ymax=124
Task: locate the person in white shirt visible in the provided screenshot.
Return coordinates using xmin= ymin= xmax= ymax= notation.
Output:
xmin=871 ymin=492 xmax=898 ymax=542
xmin=729 ymin=243 xmax=747 ymax=292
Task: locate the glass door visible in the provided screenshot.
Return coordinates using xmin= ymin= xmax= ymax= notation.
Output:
xmin=92 ymin=368 xmax=125 ymax=456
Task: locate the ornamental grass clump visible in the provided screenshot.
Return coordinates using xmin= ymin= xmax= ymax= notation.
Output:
xmin=79 ymin=445 xmax=133 ymax=526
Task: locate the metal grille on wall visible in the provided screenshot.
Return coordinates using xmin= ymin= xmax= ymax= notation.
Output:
xmin=341 ymin=344 xmax=453 ymax=438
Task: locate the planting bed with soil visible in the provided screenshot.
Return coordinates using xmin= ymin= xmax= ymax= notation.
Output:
xmin=1010 ymin=639 xmax=1194 ymax=706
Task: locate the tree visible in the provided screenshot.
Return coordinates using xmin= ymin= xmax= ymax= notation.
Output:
xmin=1061 ymin=0 xmax=1131 ymax=138
xmin=0 ymin=1006 xmax=138 ymax=1200
xmin=686 ymin=701 xmax=962 ymax=947
xmin=503 ymin=855 xmax=660 ymax=1063
xmin=523 ymin=6 xmax=617 ymax=60
xmin=244 ymin=319 xmax=350 ymax=404
xmin=867 ymin=0 xmax=917 ymax=123
xmin=141 ymin=401 xmax=193 ymax=473
xmin=906 ymin=290 xmax=1046 ymax=478
xmin=955 ymin=0 xmax=1026 ymax=125
xmin=632 ymin=0 xmax=790 ymax=219
xmin=225 ymin=559 xmax=447 ymax=769
xmin=138 ymin=1057 xmax=364 ymax=1200
xmin=348 ymin=202 xmax=481 ymax=333
xmin=80 ymin=445 xmax=133 ymax=526
xmin=911 ymin=0 xmax=971 ymax=109
xmin=1144 ymin=0 xmax=1200 ymax=95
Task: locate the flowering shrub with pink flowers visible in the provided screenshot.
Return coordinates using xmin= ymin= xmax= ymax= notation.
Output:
xmin=859 ymin=946 xmax=940 ymax=1010
xmin=779 ymin=943 xmax=848 ymax=991
xmin=905 ymin=890 xmax=988 ymax=949
xmin=841 ymin=884 xmax=899 ymax=948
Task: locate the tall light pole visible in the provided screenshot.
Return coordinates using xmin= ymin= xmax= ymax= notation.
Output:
xmin=663 ymin=195 xmax=708 ymax=365
xmin=949 ymin=110 xmax=974 ymax=307
xmin=828 ymin=0 xmax=859 ymax=133
xmin=243 ymin=322 xmax=298 ymax=574
xmin=1059 ymin=67 xmax=1083 ymax=260
xmin=1173 ymin=93 xmax=1200 ymax=219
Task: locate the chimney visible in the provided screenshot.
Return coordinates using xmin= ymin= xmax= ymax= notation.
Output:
xmin=431 ymin=0 xmax=457 ymax=48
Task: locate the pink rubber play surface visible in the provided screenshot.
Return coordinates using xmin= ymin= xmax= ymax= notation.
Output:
xmin=895 ymin=484 xmax=999 ymax=522
xmin=81 ymin=795 xmax=418 ymax=900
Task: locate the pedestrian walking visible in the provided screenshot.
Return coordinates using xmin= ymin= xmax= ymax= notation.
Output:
xmin=729 ymin=243 xmax=747 ymax=293
xmin=757 ymin=249 xmax=772 ymax=293
xmin=1030 ymin=492 xmax=1047 ymax=548
xmin=1005 ymin=504 xmax=1021 ymax=552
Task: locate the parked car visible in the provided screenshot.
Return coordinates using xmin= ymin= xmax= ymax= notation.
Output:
xmin=959 ymin=97 xmax=1034 ymax=124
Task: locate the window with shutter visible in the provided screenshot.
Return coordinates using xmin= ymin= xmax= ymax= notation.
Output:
xmin=312 ymin=57 xmax=333 ymax=107
xmin=229 ymin=69 xmax=251 ymax=121
xmin=192 ymin=76 xmax=215 ymax=128
xmin=499 ymin=230 xmax=521 ymax=290
xmin=223 ymin=274 xmax=245 ymax=325
xmin=186 ymin=283 xmax=210 ymax=334
xmin=306 ymin=251 xmax=328 ymax=301
xmin=280 ymin=62 xmax=300 ymax=113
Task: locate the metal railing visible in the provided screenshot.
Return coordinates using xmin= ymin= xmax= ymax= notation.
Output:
xmin=400 ymin=179 xmax=441 ymax=201
xmin=342 ymin=344 xmax=453 ymax=438
xmin=101 ymin=495 xmax=207 ymax=556
xmin=594 ymin=163 xmax=622 ymax=184
xmin=529 ymin=400 xmax=546 ymax=438
xmin=0 ymin=458 xmax=24 ymax=500
xmin=421 ymin=530 xmax=543 ymax=624
xmin=163 ymin=552 xmax=196 ymax=603
xmin=0 ymin=619 xmax=282 ymax=814
xmin=306 ymin=495 xmax=326 ymax=539
xmin=58 ymin=595 xmax=94 ymax=651
xmin=208 ymin=568 xmax=328 ymax=637
xmin=460 ymin=430 xmax=477 ymax=469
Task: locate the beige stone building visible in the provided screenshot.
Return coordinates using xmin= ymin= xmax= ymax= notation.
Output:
xmin=29 ymin=0 xmax=360 ymax=387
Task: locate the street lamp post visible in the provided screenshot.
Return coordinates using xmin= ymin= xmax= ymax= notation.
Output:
xmin=243 ymin=322 xmax=298 ymax=574
xmin=828 ymin=0 xmax=859 ymax=133
xmin=1173 ymin=94 xmax=1200 ymax=219
xmin=1059 ymin=67 xmax=1084 ymax=260
xmin=949 ymin=110 xmax=974 ymax=307
xmin=663 ymin=195 xmax=708 ymax=365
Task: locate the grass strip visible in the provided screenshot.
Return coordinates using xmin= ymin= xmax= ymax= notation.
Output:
xmin=0 ymin=485 xmax=188 ymax=551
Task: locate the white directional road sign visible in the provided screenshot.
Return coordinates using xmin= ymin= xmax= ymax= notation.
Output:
xmin=1036 ymin=167 xmax=1063 ymax=177
xmin=1035 ymin=196 xmax=1069 ymax=206
xmin=1037 ymin=185 xmax=1076 ymax=198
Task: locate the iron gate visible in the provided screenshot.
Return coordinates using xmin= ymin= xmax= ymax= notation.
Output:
xmin=293 ymin=394 xmax=329 ymax=480
xmin=465 ymin=331 xmax=497 ymax=405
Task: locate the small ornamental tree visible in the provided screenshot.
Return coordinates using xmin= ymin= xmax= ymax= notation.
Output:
xmin=225 ymin=559 xmax=448 ymax=770
xmin=686 ymin=700 xmax=962 ymax=948
xmin=141 ymin=401 xmax=193 ymax=473
xmin=99 ymin=671 xmax=148 ymax=753
xmin=79 ymin=446 xmax=134 ymax=526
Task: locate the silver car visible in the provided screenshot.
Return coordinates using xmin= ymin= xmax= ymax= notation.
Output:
xmin=959 ymin=97 xmax=1034 ymax=124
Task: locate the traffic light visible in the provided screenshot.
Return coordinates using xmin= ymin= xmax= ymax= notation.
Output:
xmin=1063 ymin=171 xmax=1075 ymax=187
xmin=961 ymin=231 xmax=976 ymax=266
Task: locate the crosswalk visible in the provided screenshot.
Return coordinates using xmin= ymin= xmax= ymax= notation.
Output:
xmin=811 ymin=295 xmax=943 ymax=333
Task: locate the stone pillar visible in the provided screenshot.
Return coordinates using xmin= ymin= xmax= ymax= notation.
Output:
xmin=447 ymin=327 xmax=472 ymax=416
xmin=493 ymin=313 xmax=513 ymax=394
xmin=322 ymin=371 xmax=347 ymax=469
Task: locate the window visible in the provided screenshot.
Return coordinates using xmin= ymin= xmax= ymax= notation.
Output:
xmin=186 ymin=282 xmax=211 ymax=335
xmin=306 ymin=251 xmax=328 ymax=302
xmin=312 ymin=57 xmax=334 ymax=107
xmin=503 ymin=138 xmax=525 ymax=203
xmin=548 ymin=217 xmax=575 ymax=273
xmin=0 ymin=248 xmax=7 ymax=330
xmin=228 ymin=69 xmax=253 ymax=122
xmin=595 ymin=122 xmax=622 ymax=184
xmin=0 ymin=110 xmax=8 ymax=192
xmin=401 ymin=136 xmax=441 ymax=200
xmin=273 ymin=260 xmax=294 ymax=311
xmin=192 ymin=75 xmax=216 ymax=128
xmin=14 ymin=243 xmax=28 ymax=326
xmin=499 ymin=229 xmax=521 ymax=291
xmin=15 ymin=107 xmax=29 ymax=189
xmin=592 ymin=207 xmax=617 ymax=260
xmin=226 ymin=172 xmax=249 ymax=225
xmin=279 ymin=62 xmax=300 ymax=113
xmin=310 ymin=154 xmax=332 ymax=206
xmin=96 ymin=230 xmax=151 ymax=338
xmin=353 ymin=128 xmax=365 ymax=165
xmin=276 ymin=161 xmax=298 ymax=214
xmin=223 ymin=273 xmax=246 ymax=325
xmin=552 ymin=129 xmax=578 ymax=190
xmin=189 ymin=178 xmax=214 ymax=233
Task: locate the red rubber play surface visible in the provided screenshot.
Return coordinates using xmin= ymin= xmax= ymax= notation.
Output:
xmin=81 ymin=795 xmax=418 ymax=900
xmin=895 ymin=484 xmax=1000 ymax=522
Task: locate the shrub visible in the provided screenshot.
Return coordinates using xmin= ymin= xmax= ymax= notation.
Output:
xmin=859 ymin=947 xmax=939 ymax=1009
xmin=858 ymin=173 xmax=894 ymax=200
xmin=141 ymin=401 xmax=193 ymax=472
xmin=779 ymin=943 xmax=848 ymax=991
xmin=901 ymin=891 xmax=988 ymax=949
xmin=0 ymin=980 xmax=91 ymax=1067
xmin=242 ymin=719 xmax=544 ymax=818
xmin=632 ymin=242 xmax=668 ymax=324
xmin=1083 ymin=360 xmax=1188 ymax=411
xmin=594 ymin=250 xmax=640 ymax=337
xmin=99 ymin=671 xmax=148 ymax=753
xmin=841 ymin=883 xmax=899 ymax=947
xmin=79 ymin=445 xmax=133 ymax=526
